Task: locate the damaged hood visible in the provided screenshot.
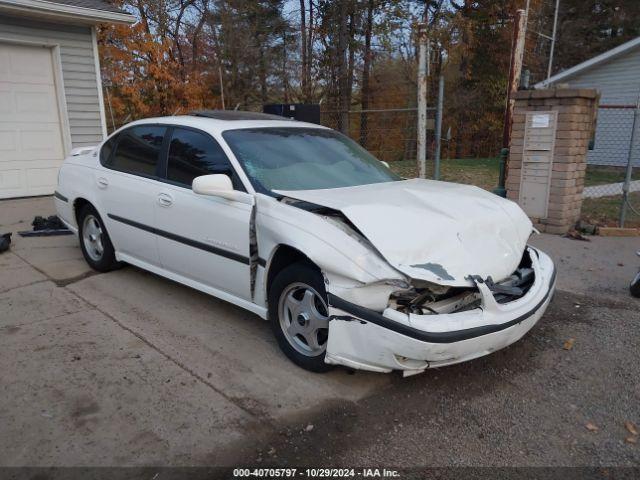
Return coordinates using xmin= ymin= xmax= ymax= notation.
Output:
xmin=275 ymin=179 xmax=533 ymax=286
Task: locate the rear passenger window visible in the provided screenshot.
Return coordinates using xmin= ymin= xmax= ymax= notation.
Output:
xmin=167 ymin=128 xmax=243 ymax=190
xmin=110 ymin=126 xmax=166 ymax=177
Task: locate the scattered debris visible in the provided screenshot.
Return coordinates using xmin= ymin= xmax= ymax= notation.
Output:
xmin=564 ymin=229 xmax=590 ymax=241
xmin=585 ymin=422 xmax=598 ymax=432
xmin=18 ymin=215 xmax=72 ymax=237
xmin=0 ymin=232 xmax=11 ymax=253
xmin=305 ymin=424 xmax=314 ymax=432
xmin=626 ymin=436 xmax=637 ymax=444
xmin=626 ymin=421 xmax=638 ymax=436
xmin=563 ymin=338 xmax=575 ymax=350
xmin=617 ymin=263 xmax=624 ymax=267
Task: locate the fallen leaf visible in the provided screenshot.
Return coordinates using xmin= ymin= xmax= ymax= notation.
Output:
xmin=625 ymin=422 xmax=638 ymax=436
xmin=626 ymin=436 xmax=637 ymax=444
xmin=586 ymin=422 xmax=598 ymax=432
xmin=563 ymin=338 xmax=575 ymax=350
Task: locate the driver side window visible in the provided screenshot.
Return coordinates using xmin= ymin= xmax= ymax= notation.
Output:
xmin=166 ymin=128 xmax=244 ymax=191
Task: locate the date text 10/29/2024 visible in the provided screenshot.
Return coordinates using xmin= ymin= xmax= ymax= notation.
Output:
xmin=232 ymin=468 xmax=401 ymax=478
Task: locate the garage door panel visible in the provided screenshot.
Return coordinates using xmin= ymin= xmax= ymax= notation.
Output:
xmin=26 ymin=167 xmax=58 ymax=188
xmin=0 ymin=130 xmax=16 ymax=151
xmin=21 ymin=127 xmax=64 ymax=156
xmin=0 ymin=42 xmax=65 ymax=198
xmin=0 ymin=89 xmax=12 ymax=113
xmin=0 ymin=43 xmax=54 ymax=84
xmin=0 ymin=169 xmax=22 ymax=191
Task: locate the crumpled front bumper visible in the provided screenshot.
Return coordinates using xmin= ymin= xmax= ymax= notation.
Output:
xmin=324 ymin=247 xmax=556 ymax=375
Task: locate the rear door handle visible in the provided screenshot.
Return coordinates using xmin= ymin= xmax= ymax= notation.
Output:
xmin=157 ymin=192 xmax=173 ymax=207
xmin=96 ymin=177 xmax=108 ymax=189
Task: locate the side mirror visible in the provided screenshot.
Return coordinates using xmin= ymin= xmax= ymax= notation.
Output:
xmin=192 ymin=174 xmax=253 ymax=204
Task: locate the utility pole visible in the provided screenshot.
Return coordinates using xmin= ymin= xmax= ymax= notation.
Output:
xmin=495 ymin=8 xmax=527 ymax=197
xmin=417 ymin=22 xmax=429 ymax=179
xmin=547 ymin=0 xmax=560 ymax=79
xmin=434 ymin=74 xmax=444 ymax=180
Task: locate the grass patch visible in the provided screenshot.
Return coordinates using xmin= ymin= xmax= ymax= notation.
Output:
xmin=389 ymin=157 xmax=500 ymax=191
xmin=581 ymin=192 xmax=640 ymax=228
xmin=585 ymin=165 xmax=639 ymax=187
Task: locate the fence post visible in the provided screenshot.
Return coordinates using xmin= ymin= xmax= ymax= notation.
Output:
xmin=417 ymin=23 xmax=428 ymax=179
xmin=434 ymin=74 xmax=444 ymax=180
xmin=619 ymin=99 xmax=639 ymax=227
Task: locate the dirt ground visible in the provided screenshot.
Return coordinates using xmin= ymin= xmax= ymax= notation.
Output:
xmin=0 ymin=195 xmax=639 ymax=469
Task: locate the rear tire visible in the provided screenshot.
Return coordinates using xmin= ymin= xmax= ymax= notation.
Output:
xmin=77 ymin=204 xmax=120 ymax=272
xmin=268 ymin=262 xmax=333 ymax=373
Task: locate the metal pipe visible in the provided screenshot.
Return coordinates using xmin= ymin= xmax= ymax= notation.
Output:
xmin=434 ymin=74 xmax=444 ymax=180
xmin=547 ymin=0 xmax=560 ymax=79
xmin=417 ymin=23 xmax=428 ymax=179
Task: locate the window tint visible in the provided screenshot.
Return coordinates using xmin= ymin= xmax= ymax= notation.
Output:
xmin=167 ymin=128 xmax=241 ymax=189
xmin=111 ymin=126 xmax=166 ymax=176
xmin=100 ymin=135 xmax=117 ymax=165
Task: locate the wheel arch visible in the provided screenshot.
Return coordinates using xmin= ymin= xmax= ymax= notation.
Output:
xmin=265 ymin=244 xmax=321 ymax=299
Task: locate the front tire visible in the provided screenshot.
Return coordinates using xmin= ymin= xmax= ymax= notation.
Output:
xmin=268 ymin=262 xmax=333 ymax=373
xmin=77 ymin=204 xmax=120 ymax=272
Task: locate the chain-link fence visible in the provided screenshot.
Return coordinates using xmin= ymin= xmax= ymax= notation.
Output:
xmin=580 ymin=104 xmax=640 ymax=228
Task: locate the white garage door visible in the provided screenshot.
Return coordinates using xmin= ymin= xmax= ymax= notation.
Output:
xmin=0 ymin=42 xmax=66 ymax=199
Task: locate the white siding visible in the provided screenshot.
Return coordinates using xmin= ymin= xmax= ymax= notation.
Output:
xmin=0 ymin=15 xmax=105 ymax=148
xmin=561 ymin=49 xmax=640 ymax=167
xmin=565 ymin=48 xmax=640 ymax=105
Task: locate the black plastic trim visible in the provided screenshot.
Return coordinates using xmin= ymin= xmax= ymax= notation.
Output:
xmin=54 ymin=191 xmax=68 ymax=203
xmin=107 ymin=214 xmax=250 ymax=265
xmin=327 ymin=266 xmax=556 ymax=344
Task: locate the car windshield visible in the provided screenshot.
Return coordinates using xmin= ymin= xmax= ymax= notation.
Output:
xmin=222 ymin=127 xmax=400 ymax=193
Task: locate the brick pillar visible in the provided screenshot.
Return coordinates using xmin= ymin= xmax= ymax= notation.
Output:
xmin=506 ymin=88 xmax=599 ymax=234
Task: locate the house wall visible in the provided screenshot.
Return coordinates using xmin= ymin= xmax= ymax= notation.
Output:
xmin=559 ymin=49 xmax=640 ymax=167
xmin=0 ymin=15 xmax=105 ymax=149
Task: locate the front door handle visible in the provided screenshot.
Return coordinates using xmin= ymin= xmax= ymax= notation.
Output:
xmin=96 ymin=177 xmax=108 ymax=189
xmin=157 ymin=193 xmax=173 ymax=207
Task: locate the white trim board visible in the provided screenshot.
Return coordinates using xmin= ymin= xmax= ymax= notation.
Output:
xmin=0 ymin=0 xmax=136 ymax=25
xmin=91 ymin=26 xmax=107 ymax=140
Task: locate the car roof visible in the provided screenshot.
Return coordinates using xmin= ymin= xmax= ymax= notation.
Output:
xmin=122 ymin=111 xmax=328 ymax=135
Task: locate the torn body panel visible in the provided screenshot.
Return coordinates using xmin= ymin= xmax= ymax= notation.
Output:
xmin=254 ymin=194 xmax=407 ymax=309
xmin=325 ymin=247 xmax=555 ymax=374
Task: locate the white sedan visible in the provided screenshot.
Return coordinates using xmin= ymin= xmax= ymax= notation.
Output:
xmin=55 ymin=111 xmax=555 ymax=375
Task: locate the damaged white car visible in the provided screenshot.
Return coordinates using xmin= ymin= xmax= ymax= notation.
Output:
xmin=55 ymin=111 xmax=556 ymax=375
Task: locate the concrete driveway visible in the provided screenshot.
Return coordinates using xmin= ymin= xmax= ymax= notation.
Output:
xmin=1 ymin=195 xmax=639 ymax=467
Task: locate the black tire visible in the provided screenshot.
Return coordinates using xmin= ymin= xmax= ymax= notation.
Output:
xmin=77 ymin=204 xmax=120 ymax=272
xmin=268 ymin=262 xmax=334 ymax=373
xmin=631 ymin=272 xmax=640 ymax=298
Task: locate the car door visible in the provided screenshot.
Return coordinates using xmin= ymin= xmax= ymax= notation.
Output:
xmin=155 ymin=126 xmax=253 ymax=300
xmin=97 ymin=125 xmax=167 ymax=268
